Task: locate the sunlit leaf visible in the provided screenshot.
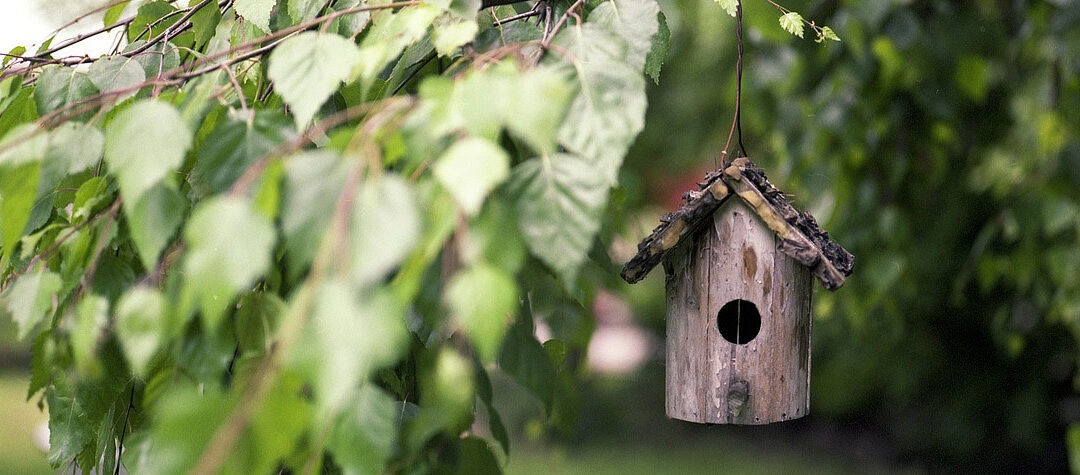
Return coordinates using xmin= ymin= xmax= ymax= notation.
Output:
xmin=0 ymin=124 xmax=45 ymax=261
xmin=350 ymin=174 xmax=420 ymax=287
xmin=0 ymin=86 xmax=37 ymax=139
xmin=355 ymin=7 xmax=441 ymax=83
xmin=506 ymin=66 xmax=574 ymax=153
xmin=268 ymin=31 xmax=362 ymax=129
xmin=431 ymin=16 xmax=477 ymax=56
xmin=280 ymin=151 xmax=349 ymax=281
xmin=817 ymin=25 xmax=840 ymax=43
xmin=104 ymin=1 xmax=131 ymax=27
xmin=715 ymin=0 xmax=738 ymax=17
xmin=104 ymin=100 xmax=192 ymax=204
xmin=446 ymin=262 xmax=517 ymax=362
xmin=116 ymin=286 xmax=165 ymax=377
xmin=182 ymin=196 xmax=275 ymax=330
xmin=70 ymin=294 xmax=108 ymax=376
xmin=1 ymin=269 xmax=61 ymax=340
xmin=433 ymin=136 xmax=509 ymax=216
xmin=779 ymin=11 xmax=805 ymax=38
xmin=306 ymin=280 xmax=409 ymax=409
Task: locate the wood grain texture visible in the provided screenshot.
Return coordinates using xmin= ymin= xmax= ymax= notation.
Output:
xmin=664 ymin=200 xmax=812 ymax=424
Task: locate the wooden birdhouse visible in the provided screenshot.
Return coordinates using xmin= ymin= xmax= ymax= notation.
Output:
xmin=621 ymin=158 xmax=853 ymax=425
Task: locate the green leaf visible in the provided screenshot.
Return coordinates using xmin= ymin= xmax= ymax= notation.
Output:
xmin=0 ymin=86 xmax=37 ymax=139
xmin=587 ymin=0 xmax=660 ymax=71
xmin=115 ymin=287 xmax=165 ymax=377
xmin=645 ymin=11 xmax=670 ymax=84
xmin=70 ymin=294 xmax=109 ymax=376
xmin=103 ymin=1 xmax=131 ymax=27
xmin=433 ymin=136 xmax=509 ymax=216
xmin=129 ymin=41 xmax=182 ymax=79
xmin=431 ymin=16 xmax=478 ymax=56
xmin=190 ymin=111 xmax=292 ymax=197
xmin=446 ymin=263 xmax=517 ymax=362
xmin=498 ymin=315 xmax=556 ymax=411
xmin=87 ymin=55 xmax=146 ymax=100
xmin=817 ymin=25 xmax=840 ymax=43
xmin=72 ymin=176 xmax=111 ymax=223
xmin=555 ymin=24 xmax=648 ymax=185
xmin=0 ymin=121 xmax=47 ymax=166
xmin=327 ymin=385 xmax=399 ymax=475
xmin=288 ymin=0 xmax=325 ymax=22
xmin=779 ymin=11 xmax=805 ymax=38
xmin=355 ymin=7 xmax=441 ymax=83
xmin=715 ymin=0 xmax=738 ymax=17
xmin=306 ymin=281 xmax=409 ymax=409
xmin=2 ymin=269 xmax=62 ymax=340
xmin=419 ymin=348 xmax=474 ymax=433
xmin=48 ymin=123 xmax=104 ymax=174
xmin=506 ymin=66 xmax=574 ymax=153
xmin=104 ymin=100 xmax=193 ymax=204
xmin=34 ymin=66 xmax=98 ymax=116
xmin=46 ymin=379 xmax=95 ymax=467
xmin=137 ymin=388 xmax=230 ymax=474
xmin=228 ymin=376 xmax=311 ymax=474
xmin=268 ymin=31 xmax=362 ymax=129
xmin=127 ymin=1 xmax=183 ymax=44
xmin=351 ymin=174 xmax=420 ymax=287
xmin=462 ymin=200 xmax=526 ymax=274
xmin=234 ymin=0 xmax=275 ymax=33
xmin=473 ymin=365 xmax=509 ymax=454
xmin=507 ymin=154 xmax=607 ymax=284
xmin=182 ymin=196 xmax=276 ymax=330
xmin=280 ymin=151 xmax=349 ymax=280
xmin=127 ymin=183 xmax=186 ymax=271
xmin=190 ymin=0 xmax=222 ymax=49
xmin=449 ymin=437 xmax=502 ymax=474
xmin=235 ymin=292 xmax=285 ymax=354
xmin=0 ymin=126 xmax=44 ymax=261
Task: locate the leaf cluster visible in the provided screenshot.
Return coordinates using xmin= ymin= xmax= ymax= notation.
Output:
xmin=0 ymin=0 xmax=668 ymax=472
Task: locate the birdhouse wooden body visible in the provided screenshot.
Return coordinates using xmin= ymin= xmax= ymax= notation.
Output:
xmin=621 ymin=158 xmax=853 ymax=425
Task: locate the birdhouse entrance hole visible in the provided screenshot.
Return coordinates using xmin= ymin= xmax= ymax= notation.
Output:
xmin=716 ymin=299 xmax=761 ymax=345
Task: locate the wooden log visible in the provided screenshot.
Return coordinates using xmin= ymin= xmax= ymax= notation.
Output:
xmin=664 ymin=199 xmax=812 ymax=424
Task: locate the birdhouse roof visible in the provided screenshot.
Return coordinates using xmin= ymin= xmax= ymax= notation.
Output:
xmin=620 ymin=157 xmax=854 ymax=290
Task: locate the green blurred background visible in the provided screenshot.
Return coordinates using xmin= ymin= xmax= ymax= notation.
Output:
xmin=2 ymin=0 xmax=1078 ymax=473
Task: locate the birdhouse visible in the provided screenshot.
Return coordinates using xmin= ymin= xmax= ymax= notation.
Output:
xmin=621 ymin=158 xmax=853 ymax=425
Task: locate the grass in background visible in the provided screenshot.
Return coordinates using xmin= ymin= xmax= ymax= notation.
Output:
xmin=0 ymin=373 xmax=51 ymax=475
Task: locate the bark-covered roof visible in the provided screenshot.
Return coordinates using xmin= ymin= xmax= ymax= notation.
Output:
xmin=620 ymin=158 xmax=854 ymax=290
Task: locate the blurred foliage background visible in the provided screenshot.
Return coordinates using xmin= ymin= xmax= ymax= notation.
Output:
xmin=1 ymin=0 xmax=1077 ymax=473
xmin=612 ymin=0 xmax=1079 ymax=472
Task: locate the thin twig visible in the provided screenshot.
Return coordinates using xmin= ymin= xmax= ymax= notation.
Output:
xmin=720 ymin=2 xmax=747 ymax=166
xmin=541 ymin=0 xmax=585 ymax=48
xmin=124 ymin=0 xmax=215 ymax=57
